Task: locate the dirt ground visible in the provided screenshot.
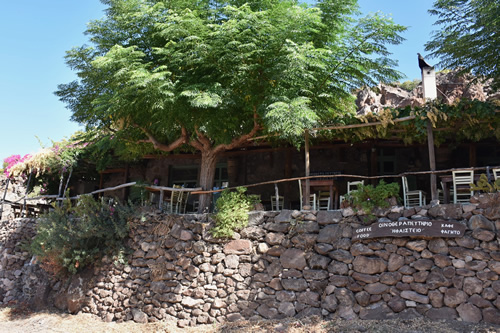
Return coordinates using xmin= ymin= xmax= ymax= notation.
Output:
xmin=1 ymin=305 xmax=500 ymax=333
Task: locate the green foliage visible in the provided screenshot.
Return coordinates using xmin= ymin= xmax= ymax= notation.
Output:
xmin=30 ymin=195 xmax=133 ymax=276
xmin=346 ymin=180 xmax=400 ymax=215
xmin=395 ymin=79 xmax=421 ymax=92
xmin=425 ymin=0 xmax=500 ymax=89
xmin=56 ymin=0 xmax=406 ymax=152
xmin=471 ymin=174 xmax=500 ymax=193
xmin=211 ymin=187 xmax=258 ymax=238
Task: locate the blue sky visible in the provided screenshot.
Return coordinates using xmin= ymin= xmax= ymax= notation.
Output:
xmin=0 ymin=0 xmax=437 ymax=161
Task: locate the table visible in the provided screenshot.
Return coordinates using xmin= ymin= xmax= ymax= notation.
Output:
xmin=302 ymin=179 xmax=339 ymax=209
xmin=439 ymin=174 xmax=480 ymax=204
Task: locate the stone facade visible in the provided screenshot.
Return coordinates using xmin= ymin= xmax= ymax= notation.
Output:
xmin=1 ymin=200 xmax=500 ymax=327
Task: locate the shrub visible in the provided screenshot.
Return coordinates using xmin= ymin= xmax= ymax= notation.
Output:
xmin=471 ymin=173 xmax=500 ymax=193
xmin=30 ymin=195 xmax=133 ymax=276
xmin=211 ymin=187 xmax=258 ymax=238
xmin=347 ymin=180 xmax=400 ymax=215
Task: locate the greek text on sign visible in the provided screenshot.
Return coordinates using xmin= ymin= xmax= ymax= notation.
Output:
xmin=353 ymin=220 xmax=466 ymax=240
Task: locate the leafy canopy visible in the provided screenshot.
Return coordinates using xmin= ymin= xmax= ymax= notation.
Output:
xmin=425 ymin=0 xmax=500 ymax=89
xmin=56 ymin=0 xmax=406 ymax=151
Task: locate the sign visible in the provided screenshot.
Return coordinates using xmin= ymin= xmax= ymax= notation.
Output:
xmin=353 ymin=219 xmax=466 ymax=240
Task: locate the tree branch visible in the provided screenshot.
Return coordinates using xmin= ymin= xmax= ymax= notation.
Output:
xmin=213 ymin=106 xmax=261 ymax=154
xmin=140 ymin=126 xmax=187 ymax=152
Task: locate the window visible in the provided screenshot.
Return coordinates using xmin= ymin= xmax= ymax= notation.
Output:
xmin=169 ymin=163 xmax=228 ymax=188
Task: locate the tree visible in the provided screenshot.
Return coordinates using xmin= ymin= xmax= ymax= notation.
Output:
xmin=425 ymin=0 xmax=500 ymax=88
xmin=56 ymin=0 xmax=405 ymax=211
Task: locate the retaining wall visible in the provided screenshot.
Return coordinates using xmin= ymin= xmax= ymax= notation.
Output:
xmin=1 ymin=197 xmax=500 ymax=327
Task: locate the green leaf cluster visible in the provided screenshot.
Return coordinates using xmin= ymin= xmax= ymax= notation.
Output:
xmin=30 ymin=195 xmax=133 ymax=276
xmin=346 ymin=180 xmax=400 ymax=216
xmin=471 ymin=174 xmax=500 ymax=193
xmin=211 ymin=187 xmax=258 ymax=238
xmin=425 ymin=0 xmax=500 ymax=89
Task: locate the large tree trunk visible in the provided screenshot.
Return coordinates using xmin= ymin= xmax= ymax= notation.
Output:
xmin=198 ymin=150 xmax=218 ymax=213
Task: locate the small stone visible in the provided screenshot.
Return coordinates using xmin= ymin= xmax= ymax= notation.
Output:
xmin=456 ymin=303 xmax=482 ymax=323
xmin=400 ymin=290 xmax=429 ymax=304
xmin=443 ymin=288 xmax=467 ymax=308
xmin=132 ymin=309 xmax=148 ymax=323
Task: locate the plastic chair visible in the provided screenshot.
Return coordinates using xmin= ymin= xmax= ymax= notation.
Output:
xmin=339 ymin=180 xmax=364 ymax=204
xmin=270 ymin=195 xmax=284 ymax=211
xmin=402 ymin=176 xmax=426 ymax=208
xmin=452 ymin=170 xmax=474 ymax=204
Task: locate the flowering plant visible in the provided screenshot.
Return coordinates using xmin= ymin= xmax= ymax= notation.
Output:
xmin=3 ymin=154 xmax=31 ymax=178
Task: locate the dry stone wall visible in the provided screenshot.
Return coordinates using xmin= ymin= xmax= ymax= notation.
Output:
xmin=1 ymin=198 xmax=500 ymax=327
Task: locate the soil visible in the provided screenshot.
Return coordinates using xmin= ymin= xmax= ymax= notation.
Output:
xmin=1 ymin=305 xmax=500 ymax=333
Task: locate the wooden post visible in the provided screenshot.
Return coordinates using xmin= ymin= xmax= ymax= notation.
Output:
xmin=427 ymin=121 xmax=438 ymax=201
xmin=0 ymin=178 xmax=10 ymax=219
xmin=469 ymin=144 xmax=476 ymax=167
xmin=304 ymin=129 xmax=310 ymax=208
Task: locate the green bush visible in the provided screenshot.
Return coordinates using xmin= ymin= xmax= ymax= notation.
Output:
xmin=30 ymin=195 xmax=133 ymax=276
xmin=347 ymin=180 xmax=400 ymax=215
xmin=211 ymin=187 xmax=258 ymax=238
xmin=471 ymin=173 xmax=500 ymax=193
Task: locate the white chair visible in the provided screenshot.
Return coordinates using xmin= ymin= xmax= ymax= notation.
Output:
xmin=452 ymin=170 xmax=474 ymax=204
xmin=339 ymin=180 xmax=364 ymax=204
xmin=270 ymin=195 xmax=284 ymax=211
xmin=402 ymin=176 xmax=426 ymax=208
xmin=317 ymin=191 xmax=331 ymax=210
xmin=493 ymin=168 xmax=500 ymax=180
xmin=164 ymin=185 xmax=187 ymax=213
xmin=298 ymin=180 xmax=317 ymax=210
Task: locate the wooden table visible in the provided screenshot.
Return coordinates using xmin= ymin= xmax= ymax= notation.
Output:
xmin=302 ymin=179 xmax=339 ymax=209
xmin=439 ymin=174 xmax=480 ymax=204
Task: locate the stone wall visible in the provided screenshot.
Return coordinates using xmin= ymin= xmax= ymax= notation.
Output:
xmin=1 ymin=198 xmax=500 ymax=327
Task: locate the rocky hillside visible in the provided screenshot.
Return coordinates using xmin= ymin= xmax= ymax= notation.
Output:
xmin=0 ymin=175 xmax=28 ymax=221
xmin=356 ymin=70 xmax=500 ymax=115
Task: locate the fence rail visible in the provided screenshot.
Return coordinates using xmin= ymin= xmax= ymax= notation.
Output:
xmin=2 ymin=165 xmax=499 ymax=217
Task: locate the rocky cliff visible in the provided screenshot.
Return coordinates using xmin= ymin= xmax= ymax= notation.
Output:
xmin=356 ymin=71 xmax=499 ymax=115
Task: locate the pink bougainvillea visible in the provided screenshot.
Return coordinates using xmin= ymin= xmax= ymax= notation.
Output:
xmin=3 ymin=154 xmax=31 ymax=178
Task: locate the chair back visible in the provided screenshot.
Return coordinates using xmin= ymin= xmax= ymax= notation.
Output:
xmin=347 ymin=180 xmax=364 ymax=194
xmin=271 ymin=195 xmax=284 ymax=211
xmin=452 ymin=170 xmax=474 ymax=187
xmin=493 ymin=168 xmax=500 ymax=180
xmin=401 ymin=176 xmax=409 ymax=195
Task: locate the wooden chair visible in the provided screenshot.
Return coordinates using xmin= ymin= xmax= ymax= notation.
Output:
xmin=317 ymin=191 xmax=331 ymax=210
xmin=493 ymin=168 xmax=500 ymax=180
xmin=452 ymin=170 xmax=474 ymax=204
xmin=339 ymin=180 xmax=364 ymax=205
xmin=270 ymin=195 xmax=284 ymax=211
xmin=298 ymin=179 xmax=317 ymax=210
xmin=164 ymin=185 xmax=185 ymax=213
xmin=402 ymin=176 xmax=426 ymax=208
